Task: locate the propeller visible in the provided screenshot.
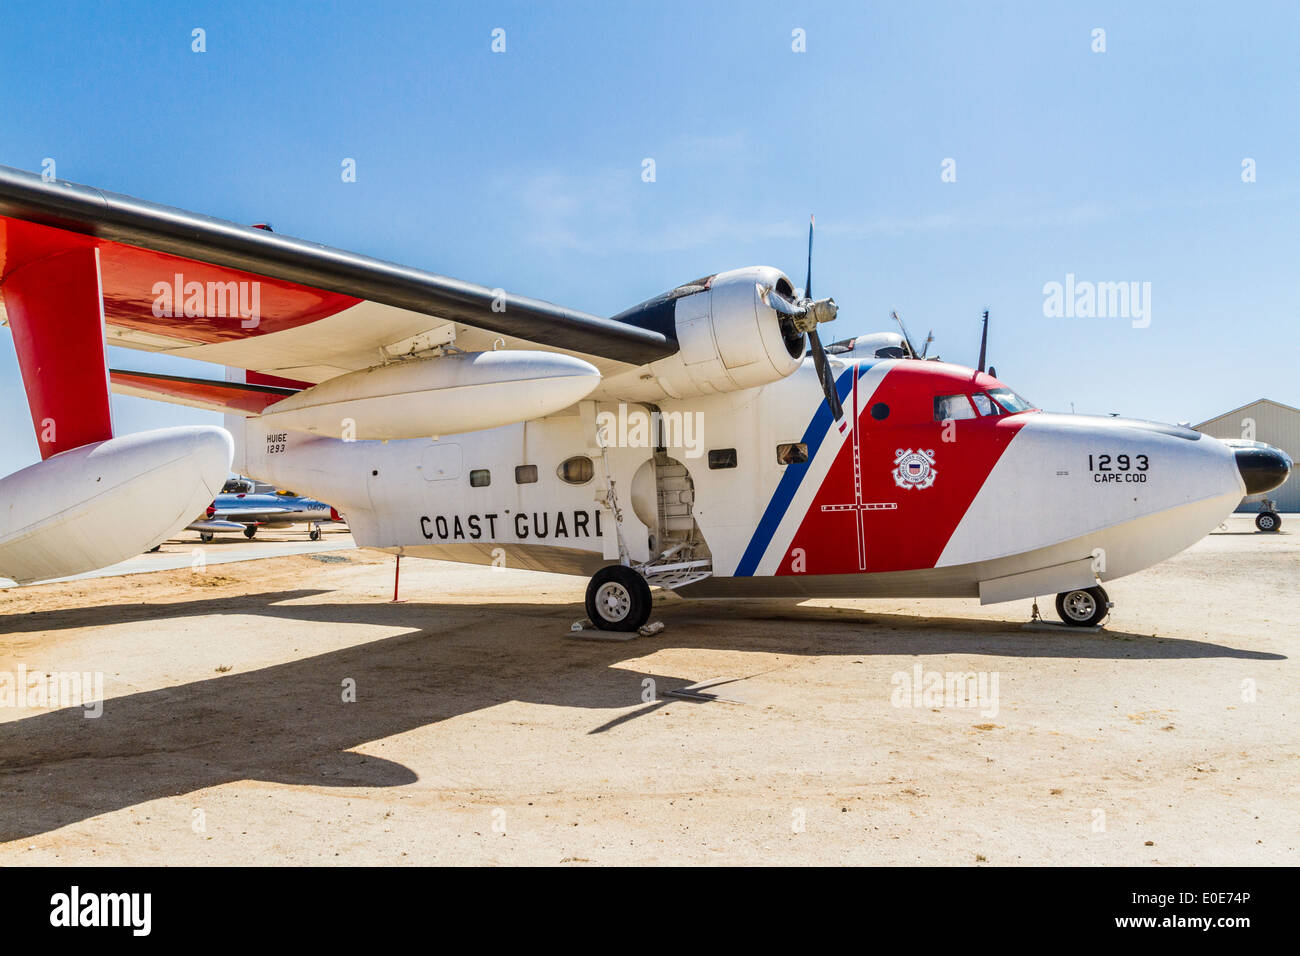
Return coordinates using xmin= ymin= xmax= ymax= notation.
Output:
xmin=761 ymin=216 xmax=843 ymax=420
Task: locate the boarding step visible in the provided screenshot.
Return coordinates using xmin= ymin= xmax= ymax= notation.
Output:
xmin=637 ymin=558 xmax=712 ymax=591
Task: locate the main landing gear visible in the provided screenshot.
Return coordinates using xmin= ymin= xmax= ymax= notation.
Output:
xmin=309 ymin=525 xmax=323 ymax=541
xmin=243 ymin=525 xmax=257 ymax=539
xmin=585 ymin=565 xmax=653 ymax=632
xmin=1055 ymin=585 xmax=1111 ymax=627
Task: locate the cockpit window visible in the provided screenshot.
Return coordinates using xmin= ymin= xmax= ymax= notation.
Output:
xmin=934 ymin=394 xmax=977 ymax=421
xmin=971 ymin=393 xmax=994 ymax=416
xmin=987 ymin=388 xmax=1034 ymax=413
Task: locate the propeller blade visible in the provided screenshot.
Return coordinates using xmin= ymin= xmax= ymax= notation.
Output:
xmin=809 ymin=328 xmax=843 ymax=420
xmin=804 ymin=215 xmax=814 ymax=302
xmin=978 ymin=310 xmax=989 ymax=372
xmin=797 ymin=213 xmax=841 ymax=421
xmin=890 ymin=310 xmax=917 ymax=358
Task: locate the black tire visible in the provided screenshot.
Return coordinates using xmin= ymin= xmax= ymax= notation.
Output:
xmin=310 ymin=527 xmax=322 ymax=541
xmin=1055 ymin=585 xmax=1110 ymax=627
xmin=243 ymin=525 xmax=257 ymax=539
xmin=584 ymin=565 xmax=652 ymax=632
xmin=199 ymin=532 xmax=214 ymax=543
xmin=1256 ymin=511 xmax=1281 ymax=533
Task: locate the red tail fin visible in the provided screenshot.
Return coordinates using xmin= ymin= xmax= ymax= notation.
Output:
xmin=3 ymin=245 xmax=112 ymax=458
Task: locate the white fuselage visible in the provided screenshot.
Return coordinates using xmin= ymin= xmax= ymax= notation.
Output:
xmin=236 ymin=358 xmax=1247 ymax=603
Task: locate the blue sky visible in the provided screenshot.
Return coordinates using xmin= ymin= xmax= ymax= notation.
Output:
xmin=2 ymin=0 xmax=1297 ymax=470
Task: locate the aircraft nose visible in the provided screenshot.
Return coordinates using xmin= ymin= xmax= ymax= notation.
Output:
xmin=1233 ymin=442 xmax=1292 ymax=495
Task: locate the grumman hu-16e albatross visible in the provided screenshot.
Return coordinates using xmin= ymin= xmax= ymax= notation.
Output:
xmin=0 ymin=166 xmax=1290 ymax=629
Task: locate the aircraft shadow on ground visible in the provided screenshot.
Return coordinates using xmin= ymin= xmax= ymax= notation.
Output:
xmin=0 ymin=589 xmax=1284 ymax=841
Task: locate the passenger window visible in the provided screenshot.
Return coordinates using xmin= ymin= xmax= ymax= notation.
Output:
xmin=934 ymin=394 xmax=977 ymax=421
xmin=776 ymin=442 xmax=808 ymax=465
xmin=971 ymin=393 xmax=994 ymax=416
xmin=515 ymin=464 xmax=538 ymax=484
xmin=708 ymin=448 xmax=738 ymax=469
xmin=469 ymin=469 xmax=491 ymax=487
xmin=557 ymin=456 xmax=594 ymax=484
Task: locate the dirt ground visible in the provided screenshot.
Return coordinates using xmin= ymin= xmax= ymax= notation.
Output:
xmin=1 ymin=515 xmax=1296 ymax=866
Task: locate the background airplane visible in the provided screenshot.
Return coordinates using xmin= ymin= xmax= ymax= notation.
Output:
xmin=186 ymin=489 xmax=344 ymax=542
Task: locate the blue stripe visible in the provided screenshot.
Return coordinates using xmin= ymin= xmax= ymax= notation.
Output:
xmin=733 ymin=364 xmax=864 ymax=576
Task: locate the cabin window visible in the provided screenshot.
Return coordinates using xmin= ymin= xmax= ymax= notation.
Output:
xmin=934 ymin=394 xmax=977 ymax=422
xmin=469 ymin=469 xmax=491 ymax=487
xmin=870 ymin=402 xmax=890 ymax=420
xmin=776 ymin=442 xmax=808 ymax=465
xmin=707 ymin=448 xmax=738 ymax=469
xmin=971 ymin=393 xmax=994 ymax=417
xmin=557 ymin=456 xmax=595 ymax=484
xmin=515 ymin=464 xmax=538 ymax=484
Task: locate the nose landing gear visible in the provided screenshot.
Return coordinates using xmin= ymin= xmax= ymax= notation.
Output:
xmin=1055 ymin=585 xmax=1111 ymax=627
xmin=1255 ymin=499 xmax=1281 ymax=532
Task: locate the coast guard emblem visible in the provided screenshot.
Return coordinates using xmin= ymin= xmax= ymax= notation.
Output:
xmin=893 ymin=448 xmax=937 ymax=490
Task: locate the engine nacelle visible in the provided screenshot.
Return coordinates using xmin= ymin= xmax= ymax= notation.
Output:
xmin=635 ymin=267 xmax=806 ymax=399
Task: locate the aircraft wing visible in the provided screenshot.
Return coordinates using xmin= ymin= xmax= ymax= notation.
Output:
xmin=0 ymin=165 xmax=674 ymax=390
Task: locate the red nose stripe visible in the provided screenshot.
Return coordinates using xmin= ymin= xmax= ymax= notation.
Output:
xmin=777 ymin=367 xmax=1026 ymax=575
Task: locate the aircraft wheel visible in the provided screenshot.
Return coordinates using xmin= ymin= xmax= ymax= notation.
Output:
xmin=1256 ymin=511 xmax=1281 ymax=532
xmin=199 ymin=532 xmax=214 ymax=543
xmin=1055 ymin=586 xmax=1110 ymax=627
xmin=585 ymin=565 xmax=652 ymax=632
xmin=243 ymin=526 xmax=257 ymax=539
xmin=310 ymin=527 xmax=322 ymax=541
